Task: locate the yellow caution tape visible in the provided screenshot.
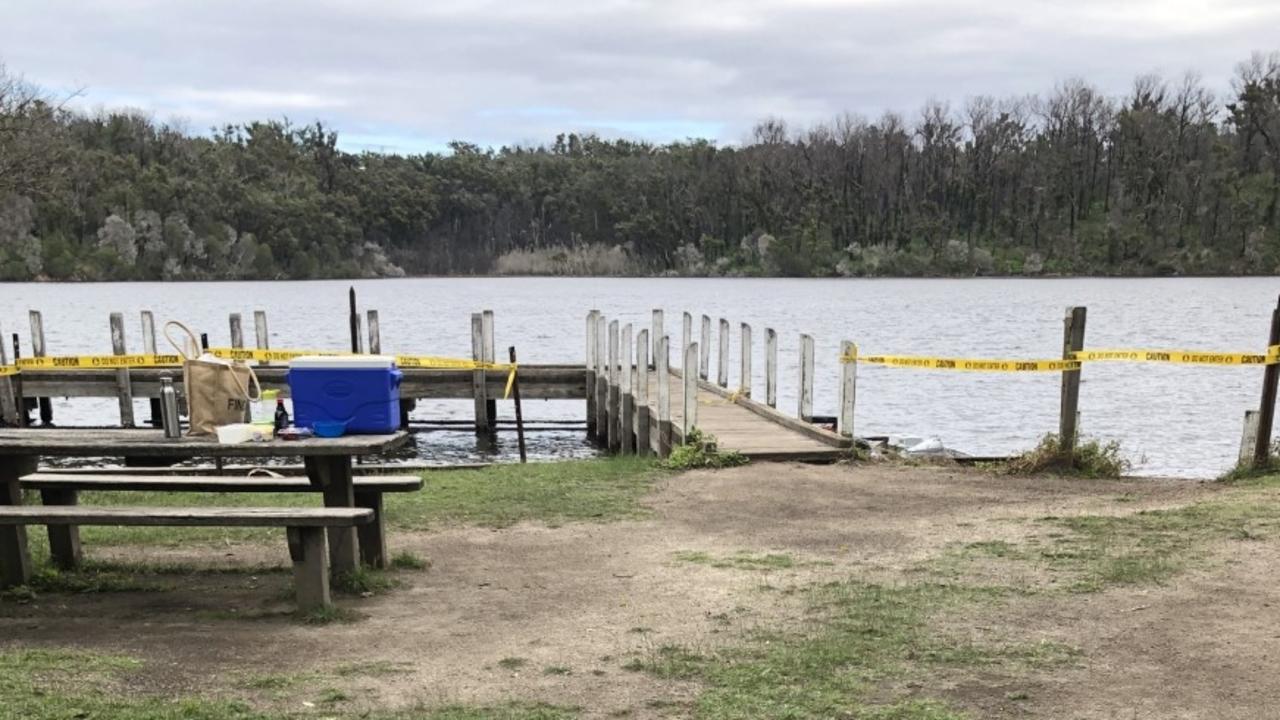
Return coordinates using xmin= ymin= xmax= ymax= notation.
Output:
xmin=853 ymin=353 xmax=1080 ymax=372
xmin=0 ymin=365 xmax=17 ymax=377
xmin=15 ymin=354 xmax=183 ymax=370
xmin=1071 ymin=348 xmax=1276 ymax=366
xmin=841 ymin=344 xmax=1280 ymax=371
xmin=208 ymin=347 xmax=343 ymax=362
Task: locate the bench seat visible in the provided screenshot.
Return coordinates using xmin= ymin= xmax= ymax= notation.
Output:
xmin=0 ymin=505 xmax=372 ymax=612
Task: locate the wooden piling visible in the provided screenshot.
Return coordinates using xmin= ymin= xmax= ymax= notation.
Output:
xmin=585 ymin=310 xmax=599 ymax=437
xmin=0 ymin=323 xmax=17 ymax=425
xmin=717 ymin=319 xmax=730 ymax=388
xmin=1059 ymin=307 xmax=1087 ymax=458
xmin=651 ymin=309 xmax=663 ymax=370
xmin=595 ymin=314 xmax=608 ymax=442
xmin=607 ymin=320 xmax=620 ymax=452
xmin=141 ymin=311 xmax=162 ymax=428
xmin=1255 ymin=295 xmax=1280 ymax=469
xmin=367 ymin=310 xmax=381 ymax=354
xmin=348 ymin=287 xmax=361 ymax=353
xmin=9 ymin=335 xmax=24 ymax=428
xmin=109 ymin=313 xmax=135 ymax=428
xmin=765 ymin=328 xmax=778 ymax=408
xmin=699 ymin=315 xmax=711 ymax=380
xmin=482 ymin=310 xmax=497 ymax=430
xmin=636 ymin=329 xmax=651 ymax=457
xmin=621 ymin=324 xmax=635 ymax=454
xmin=229 ymin=313 xmax=244 ymax=349
xmin=1240 ymin=410 xmax=1261 ymax=467
xmin=799 ymin=334 xmax=814 ymax=422
xmin=509 ymin=346 xmax=528 ymax=463
xmin=683 ymin=342 xmax=699 ymax=440
xmin=740 ymin=323 xmax=752 ymax=398
xmin=470 ymin=313 xmax=489 ymax=435
xmin=28 ymin=311 xmax=51 ymax=425
xmin=657 ymin=335 xmax=671 ymax=457
xmin=839 ymin=341 xmax=856 ymax=438
xmin=254 ymin=310 xmax=271 ymax=366
xmin=682 ymin=312 xmax=692 ymax=359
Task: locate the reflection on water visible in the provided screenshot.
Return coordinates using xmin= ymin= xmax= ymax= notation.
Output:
xmin=4 ymin=277 xmax=1278 ymax=478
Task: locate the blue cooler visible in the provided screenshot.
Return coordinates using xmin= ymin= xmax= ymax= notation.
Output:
xmin=287 ymin=356 xmax=402 ymax=434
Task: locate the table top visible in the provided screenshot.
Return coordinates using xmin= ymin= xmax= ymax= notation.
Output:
xmin=0 ymin=429 xmax=410 ymax=458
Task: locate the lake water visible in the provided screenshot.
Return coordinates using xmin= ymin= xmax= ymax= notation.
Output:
xmin=2 ymin=277 xmax=1277 ymax=478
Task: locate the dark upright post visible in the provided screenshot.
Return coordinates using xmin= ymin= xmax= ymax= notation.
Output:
xmin=510 ymin=346 xmax=527 ymax=463
xmin=348 ymin=287 xmax=361 ymax=353
xmin=1254 ymin=295 xmax=1280 ymax=469
xmin=1059 ymin=306 xmax=1087 ymax=461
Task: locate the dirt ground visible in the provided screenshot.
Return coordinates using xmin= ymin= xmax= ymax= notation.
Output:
xmin=2 ymin=462 xmax=1273 ymax=719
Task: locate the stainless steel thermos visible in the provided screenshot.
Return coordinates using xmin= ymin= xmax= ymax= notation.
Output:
xmin=159 ymin=375 xmax=182 ymax=438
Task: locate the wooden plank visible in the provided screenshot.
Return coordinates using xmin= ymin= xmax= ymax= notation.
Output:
xmin=28 ymin=310 xmax=51 ymax=425
xmin=110 ymin=313 xmax=136 ymax=428
xmin=636 ymin=329 xmax=650 ymax=457
xmin=254 ymin=310 xmax=271 ymax=367
xmin=657 ymin=336 xmax=671 ymax=456
xmin=0 ymin=429 xmax=409 ymax=457
xmin=0 ymin=322 xmax=18 ymax=425
xmin=607 ymin=320 xmax=620 ymax=452
xmin=367 ymin=310 xmax=381 ymax=354
xmin=1240 ymin=410 xmax=1261 ymax=467
xmin=699 ymin=315 xmax=711 ymax=380
xmin=839 ymin=340 xmax=856 ymax=438
xmin=288 ymin=525 xmax=331 ymax=612
xmin=22 ymin=474 xmax=423 ymax=493
xmin=621 ymin=324 xmax=634 ymax=454
xmin=692 ymin=367 xmax=851 ymax=448
xmin=229 ymin=313 xmax=244 ymax=349
xmin=765 ymin=328 xmax=778 ymax=408
xmin=1256 ymin=295 xmax=1280 ymax=468
xmin=683 ymin=342 xmax=699 ymax=438
xmin=799 ymin=334 xmax=814 ymax=422
xmin=585 ymin=310 xmax=599 ymax=436
xmin=717 ymin=318 xmax=730 ymax=387
xmin=1059 ymin=307 xmax=1087 ymax=456
xmin=740 ymin=323 xmax=752 ymax=398
xmin=0 ymin=505 xmax=373 ymax=527
xmin=471 ymin=313 xmax=489 ymax=435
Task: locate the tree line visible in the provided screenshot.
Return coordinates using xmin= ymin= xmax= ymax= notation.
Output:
xmin=1 ymin=52 xmax=1278 ymax=281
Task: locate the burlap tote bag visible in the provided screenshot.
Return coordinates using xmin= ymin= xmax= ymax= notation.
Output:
xmin=164 ymin=321 xmax=261 ymax=436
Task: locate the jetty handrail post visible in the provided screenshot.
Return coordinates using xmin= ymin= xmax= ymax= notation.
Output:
xmin=0 ymin=322 xmax=17 ymax=425
xmin=482 ymin=310 xmax=497 ymax=431
xmin=254 ymin=310 xmax=270 ymax=366
xmin=28 ymin=311 xmax=51 ymax=425
xmin=585 ymin=311 xmax=599 ymax=437
xmin=1058 ymin=306 xmax=1087 ymax=459
xmin=109 ymin=312 xmax=136 ymax=428
xmin=651 ymin=310 xmax=663 ymax=370
xmin=766 ymin=328 xmax=778 ymax=408
xmin=621 ymin=324 xmax=635 ymax=454
xmin=141 ymin=311 xmax=162 ymax=428
xmin=348 ymin=287 xmax=362 ymax=353
xmin=9 ymin=334 xmax=25 ymax=427
xmin=470 ymin=313 xmax=490 ymax=436
xmin=367 ymin=310 xmax=381 ymax=354
xmin=607 ymin=320 xmax=620 ymax=452
xmin=229 ymin=313 xmax=244 ymax=349
xmin=595 ymin=314 xmax=608 ymax=443
xmin=717 ymin=318 xmax=730 ymax=387
xmin=683 ymin=342 xmax=699 ymax=440
xmin=799 ymin=334 xmax=815 ymax=422
xmin=1254 ymin=294 xmax=1280 ymax=469
xmin=682 ymin=312 xmax=692 ymax=360
xmin=699 ymin=314 xmax=711 ymax=380
xmin=636 ymin=329 xmax=651 ymax=457
xmin=739 ymin=323 xmax=752 ymax=398
xmin=839 ymin=341 xmax=857 ymax=438
xmin=508 ymin=346 xmax=528 ymax=463
xmin=657 ymin=336 xmax=671 ymax=457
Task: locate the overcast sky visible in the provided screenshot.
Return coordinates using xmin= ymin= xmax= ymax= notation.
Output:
xmin=2 ymin=0 xmax=1278 ymax=153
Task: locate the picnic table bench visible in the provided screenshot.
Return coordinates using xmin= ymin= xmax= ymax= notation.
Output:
xmin=0 ymin=429 xmax=411 ymax=611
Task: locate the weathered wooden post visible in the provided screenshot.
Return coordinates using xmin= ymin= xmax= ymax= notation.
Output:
xmin=509 ymin=346 xmax=527 ymax=463
xmin=1240 ymin=410 xmax=1261 ymax=467
xmin=141 ymin=311 xmax=162 ymax=428
xmin=595 ymin=313 xmax=608 ymax=443
xmin=586 ymin=310 xmax=599 ymax=437
xmin=651 ymin=310 xmax=663 ymax=370
xmin=699 ymin=314 xmax=711 ymax=380
xmin=367 ymin=310 xmax=381 ymax=354
xmin=717 ymin=319 xmax=730 ymax=388
xmin=1255 ymin=295 xmax=1280 ymax=469
xmin=739 ymin=323 xmax=752 ymax=398
xmin=683 ymin=342 xmax=699 ymax=441
xmin=682 ymin=312 xmax=692 ymax=360
xmin=0 ymin=323 xmax=17 ymax=425
xmin=636 ymin=329 xmax=651 ymax=457
xmin=1059 ymin=307 xmax=1087 ymax=459
xmin=765 ymin=328 xmax=778 ymax=408
xmin=608 ymin=320 xmax=620 ymax=452
xmin=470 ymin=313 xmax=489 ymax=435
xmin=229 ymin=313 xmax=244 ymax=349
xmin=839 ymin=341 xmax=857 ymax=439
xmin=254 ymin=310 xmax=271 ymax=365
xmin=799 ymin=334 xmax=814 ymax=422
xmin=482 ymin=310 xmax=497 ymax=431
xmin=9 ymin=334 xmax=25 ymax=427
xmin=621 ymin=324 xmax=635 ymax=454
xmin=348 ymin=287 xmax=362 ymax=353
xmin=657 ymin=335 xmax=671 ymax=457
xmin=28 ymin=311 xmax=51 ymax=425
xmin=109 ymin=313 xmax=135 ymax=427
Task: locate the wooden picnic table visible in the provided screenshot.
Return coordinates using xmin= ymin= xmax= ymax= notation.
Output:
xmin=0 ymin=428 xmax=410 ymax=588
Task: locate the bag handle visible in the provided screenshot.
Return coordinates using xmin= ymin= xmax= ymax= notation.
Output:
xmin=227 ymin=362 xmax=263 ymax=404
xmin=163 ymin=321 xmax=201 ymax=361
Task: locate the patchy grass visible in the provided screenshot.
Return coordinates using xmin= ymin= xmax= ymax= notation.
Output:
xmin=388 ymin=550 xmax=431 ymax=570
xmin=663 ymin=428 xmax=749 ymax=471
xmin=497 ymin=657 xmax=530 ymax=671
xmin=332 ymin=567 xmax=400 ymax=595
xmin=674 ymin=550 xmax=810 ymax=571
xmin=1002 ymin=434 xmax=1131 ymax=478
xmin=543 ymin=665 xmax=572 ymax=676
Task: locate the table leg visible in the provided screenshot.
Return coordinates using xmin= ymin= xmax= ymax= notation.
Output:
xmin=0 ymin=455 xmax=37 ymax=588
xmin=41 ymin=488 xmax=82 ymax=570
xmin=305 ymin=456 xmax=360 ymax=577
xmin=354 ymin=491 xmax=386 ymax=569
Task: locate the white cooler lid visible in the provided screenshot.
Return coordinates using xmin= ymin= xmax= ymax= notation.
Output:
xmin=289 ymin=355 xmax=397 ymax=369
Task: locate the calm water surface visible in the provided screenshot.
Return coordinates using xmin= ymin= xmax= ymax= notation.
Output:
xmin=3 ymin=277 xmax=1277 ymax=478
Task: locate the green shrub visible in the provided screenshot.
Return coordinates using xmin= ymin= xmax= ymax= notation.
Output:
xmin=663 ymin=428 xmax=748 ymax=470
xmin=1003 ymin=434 xmax=1130 ymax=478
